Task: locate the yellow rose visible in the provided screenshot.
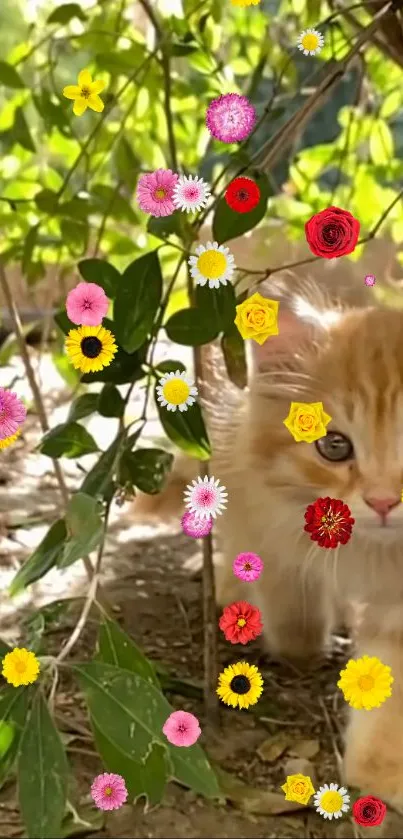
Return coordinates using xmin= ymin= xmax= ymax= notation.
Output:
xmin=281 ymin=773 xmax=315 ymax=805
xmin=234 ymin=292 xmax=279 ymax=345
xmin=283 ymin=401 xmax=332 ymax=443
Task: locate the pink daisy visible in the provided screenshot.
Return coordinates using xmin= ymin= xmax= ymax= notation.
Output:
xmin=0 ymin=388 xmax=26 ymax=441
xmin=183 ymin=475 xmax=228 ymax=520
xmin=181 ymin=510 xmax=213 ymax=538
xmin=162 ymin=710 xmax=201 ymax=747
xmin=136 ymin=169 xmax=179 ymax=217
xmin=233 ymin=552 xmax=263 ymax=582
xmin=173 ymin=174 xmax=211 ymax=213
xmin=90 ymin=772 xmax=128 ymax=811
xmin=66 ymin=282 xmax=109 ymax=326
xmin=364 ymin=274 xmax=376 ymax=286
xmin=205 ymin=93 xmax=257 ymax=144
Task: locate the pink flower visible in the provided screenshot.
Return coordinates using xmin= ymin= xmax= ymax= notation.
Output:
xmin=206 ymin=94 xmax=257 ymax=144
xmin=364 ymin=274 xmax=376 ymax=286
xmin=181 ymin=510 xmax=213 ymax=538
xmin=90 ymin=772 xmax=128 ymax=811
xmin=162 ymin=710 xmax=201 ymax=747
xmin=136 ymin=169 xmax=179 ymax=217
xmin=66 ymin=282 xmax=109 ymax=326
xmin=0 ymin=388 xmax=26 ymax=441
xmin=233 ymin=552 xmax=263 ymax=582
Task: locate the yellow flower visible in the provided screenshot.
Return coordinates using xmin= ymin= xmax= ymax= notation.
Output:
xmin=283 ymin=401 xmax=331 ymax=443
xmin=63 ymin=69 xmax=105 ymax=117
xmin=0 ymin=429 xmax=22 ymax=450
xmin=337 ymin=655 xmax=393 ymax=710
xmin=2 ymin=647 xmax=40 ymax=687
xmin=231 ymin=0 xmax=261 ymax=5
xmin=217 ymin=661 xmax=263 ymax=709
xmin=281 ymin=773 xmax=315 ymax=805
xmin=65 ymin=325 xmax=117 ymax=373
xmin=234 ymin=293 xmax=279 ymax=345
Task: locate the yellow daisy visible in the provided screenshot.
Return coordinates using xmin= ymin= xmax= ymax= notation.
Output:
xmin=337 ymin=655 xmax=393 ymax=710
xmin=217 ymin=660 xmax=263 ymax=709
xmin=231 ymin=0 xmax=261 ymax=5
xmin=2 ymin=647 xmax=40 ymax=687
xmin=63 ymin=69 xmax=106 ymax=117
xmin=0 ymin=429 xmax=22 ymax=450
xmin=65 ymin=325 xmax=118 ymax=373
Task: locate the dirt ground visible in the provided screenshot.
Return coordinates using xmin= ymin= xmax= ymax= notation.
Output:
xmin=1 ymin=350 xmax=402 ymax=839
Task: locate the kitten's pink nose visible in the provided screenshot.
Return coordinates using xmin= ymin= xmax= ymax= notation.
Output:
xmin=364 ymin=495 xmax=401 ymax=517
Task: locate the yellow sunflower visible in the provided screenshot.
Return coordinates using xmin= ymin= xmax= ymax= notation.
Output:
xmin=2 ymin=647 xmax=40 ymax=687
xmin=0 ymin=429 xmax=22 ymax=450
xmin=217 ymin=660 xmax=263 ymax=709
xmin=62 ymin=69 xmax=106 ymax=117
xmin=337 ymin=655 xmax=393 ymax=710
xmin=65 ymin=325 xmax=118 ymax=374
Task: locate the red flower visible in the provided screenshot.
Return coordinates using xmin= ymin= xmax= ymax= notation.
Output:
xmin=305 ymin=206 xmax=360 ymax=259
xmin=304 ymin=496 xmax=355 ymax=549
xmin=225 ymin=177 xmax=261 ymax=214
xmin=219 ymin=600 xmax=263 ymax=644
xmin=353 ymin=796 xmax=387 ymax=827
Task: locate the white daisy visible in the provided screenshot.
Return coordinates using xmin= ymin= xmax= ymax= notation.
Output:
xmin=297 ymin=28 xmax=324 ymax=56
xmin=184 ymin=475 xmax=228 ymax=519
xmin=156 ymin=370 xmax=198 ymax=412
xmin=173 ymin=174 xmax=211 ymax=213
xmin=314 ymin=783 xmax=350 ymax=820
xmin=188 ymin=241 xmax=235 ymax=289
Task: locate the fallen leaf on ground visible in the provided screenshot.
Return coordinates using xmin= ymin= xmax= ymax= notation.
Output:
xmin=214 ymin=766 xmax=309 ymax=815
xmin=290 ymin=739 xmax=320 ymax=759
xmin=257 ymin=734 xmax=290 ymax=763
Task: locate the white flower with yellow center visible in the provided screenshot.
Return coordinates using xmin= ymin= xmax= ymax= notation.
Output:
xmin=156 ymin=370 xmax=198 ymax=412
xmin=297 ymin=28 xmax=324 ymax=56
xmin=188 ymin=241 xmax=235 ymax=289
xmin=314 ymin=784 xmax=350 ymax=820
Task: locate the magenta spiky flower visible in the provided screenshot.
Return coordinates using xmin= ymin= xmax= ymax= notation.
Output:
xmin=181 ymin=510 xmax=213 ymax=538
xmin=205 ymin=93 xmax=257 ymax=144
xmin=0 ymin=388 xmax=26 ymax=441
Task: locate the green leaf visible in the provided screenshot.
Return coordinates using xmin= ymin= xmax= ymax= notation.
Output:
xmin=165 ymin=308 xmax=218 ymax=346
xmin=35 ymin=189 xmax=59 ymax=214
xmin=212 ymin=172 xmax=272 ymax=244
xmin=221 ymin=327 xmax=247 ymax=390
xmin=0 ymin=721 xmax=15 ymax=758
xmin=118 ymin=448 xmax=173 ymax=495
xmin=114 ymin=138 xmax=140 ymax=192
xmin=59 ymin=493 xmax=103 ymax=569
xmin=54 ymin=309 xmax=76 ymax=336
xmin=97 ymin=384 xmax=125 ymax=418
xmin=0 ymin=61 xmax=25 ymax=89
xmin=380 ymin=90 xmax=402 ymax=119
xmin=195 ymin=283 xmax=237 ymax=334
xmin=155 ymin=395 xmax=211 ymax=460
xmin=9 ymin=520 xmax=67 ymax=596
xmin=92 ymin=184 xmax=138 ymax=224
xmin=0 ymin=687 xmax=32 ymax=788
xmin=154 ymin=359 xmax=186 ymax=376
xmin=114 ymin=251 xmax=162 ymax=353
xmin=74 ymin=661 xmax=220 ymax=799
xmin=92 ymin=722 xmax=167 ymax=803
xmin=11 ymin=107 xmax=35 ymax=153
xmin=68 ymin=393 xmax=99 ymax=422
xmin=369 ymin=119 xmax=394 ymax=166
xmin=60 ymin=219 xmax=89 ymax=257
xmin=80 ymin=435 xmax=122 ymax=498
xmin=96 ymin=618 xmax=159 ymax=686
xmin=47 ymin=3 xmax=87 ymax=23
xmin=18 ymin=692 xmax=68 ymax=839
xmin=78 ymin=258 xmax=120 ymax=298
xmin=22 ymin=225 xmax=40 ymax=275
xmin=80 ymin=342 xmax=146 ymax=385
xmin=147 ymin=213 xmax=183 ymax=240
xmin=39 ymin=422 xmax=98 ymax=459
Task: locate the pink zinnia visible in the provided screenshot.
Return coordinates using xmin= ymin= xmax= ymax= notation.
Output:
xmin=205 ymin=94 xmax=257 ymax=144
xmin=181 ymin=510 xmax=213 ymax=539
xmin=0 ymin=388 xmax=26 ymax=441
xmin=136 ymin=169 xmax=179 ymax=217
xmin=90 ymin=772 xmax=128 ymax=811
xmin=66 ymin=282 xmax=109 ymax=326
xmin=364 ymin=274 xmax=376 ymax=286
xmin=162 ymin=710 xmax=201 ymax=747
xmin=233 ymin=552 xmax=263 ymax=582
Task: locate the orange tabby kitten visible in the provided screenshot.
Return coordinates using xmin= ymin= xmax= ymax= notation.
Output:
xmin=136 ymin=231 xmax=403 ymax=809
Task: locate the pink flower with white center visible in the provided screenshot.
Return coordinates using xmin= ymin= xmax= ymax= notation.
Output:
xmin=136 ymin=169 xmax=179 ymax=217
xmin=0 ymin=388 xmax=26 ymax=441
xmin=173 ymin=174 xmax=211 ymax=213
xmin=183 ymin=475 xmax=228 ymax=520
xmin=66 ymin=282 xmax=109 ymax=326
xmin=233 ymin=552 xmax=263 ymax=582
xmin=90 ymin=772 xmax=128 ymax=811
xmin=162 ymin=710 xmax=201 ymax=747
xmin=206 ymin=93 xmax=257 ymax=144
xmin=181 ymin=510 xmax=213 ymax=538
xmin=364 ymin=274 xmax=376 ymax=286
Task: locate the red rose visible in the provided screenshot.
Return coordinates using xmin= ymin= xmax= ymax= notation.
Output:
xmin=225 ymin=177 xmax=261 ymax=213
xmin=304 ymin=496 xmax=355 ymax=549
xmin=305 ymin=206 xmax=360 ymax=258
xmin=219 ymin=600 xmax=263 ymax=644
xmin=352 ymin=796 xmax=387 ymax=827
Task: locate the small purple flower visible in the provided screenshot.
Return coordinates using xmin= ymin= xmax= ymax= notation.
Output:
xmin=206 ymin=94 xmax=257 ymax=144
xmin=364 ymin=274 xmax=376 ymax=286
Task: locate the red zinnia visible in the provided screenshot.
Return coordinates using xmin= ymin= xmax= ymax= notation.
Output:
xmin=304 ymin=496 xmax=355 ymax=549
xmin=225 ymin=177 xmax=261 ymax=214
xmin=219 ymin=600 xmax=263 ymax=644
xmin=352 ymin=796 xmax=387 ymax=827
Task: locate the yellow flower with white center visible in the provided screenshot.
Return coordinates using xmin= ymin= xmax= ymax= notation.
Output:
xmin=156 ymin=370 xmax=198 ymax=413
xmin=281 ymin=774 xmax=315 ymax=805
xmin=63 ymin=69 xmax=106 ymax=117
xmin=2 ymin=647 xmax=40 ymax=687
xmin=283 ymin=401 xmax=332 ymax=443
xmin=297 ymin=29 xmax=324 ymax=56
xmin=188 ymin=241 xmax=235 ymax=289
xmin=337 ymin=655 xmax=393 ymax=710
xmin=314 ymin=784 xmax=350 ymax=820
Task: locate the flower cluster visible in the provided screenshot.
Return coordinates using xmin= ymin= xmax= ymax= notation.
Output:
xmin=281 ymin=775 xmax=351 ymax=821
xmin=136 ymin=169 xmax=211 ymax=217
xmin=65 ymin=282 xmax=117 ymax=374
xmin=0 ymin=387 xmax=26 ymax=451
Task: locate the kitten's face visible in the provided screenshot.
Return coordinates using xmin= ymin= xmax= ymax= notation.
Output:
xmin=252 ymin=307 xmax=403 ymax=544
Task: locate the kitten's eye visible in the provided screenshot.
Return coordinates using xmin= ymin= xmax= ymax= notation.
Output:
xmin=315 ymin=431 xmax=354 ymax=462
